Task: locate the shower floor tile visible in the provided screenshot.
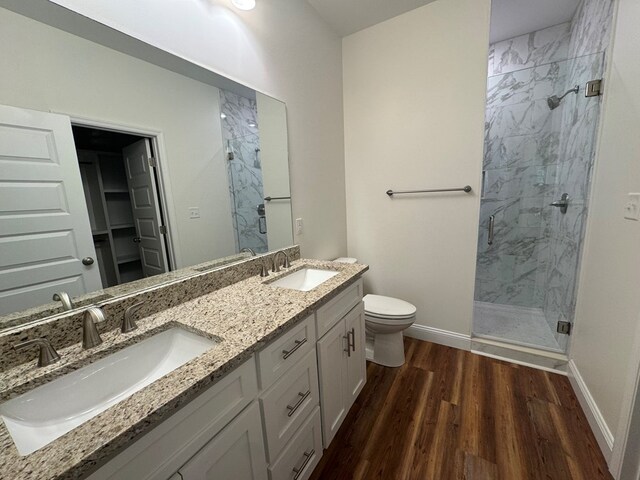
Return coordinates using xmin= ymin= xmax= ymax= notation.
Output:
xmin=473 ymin=301 xmax=561 ymax=352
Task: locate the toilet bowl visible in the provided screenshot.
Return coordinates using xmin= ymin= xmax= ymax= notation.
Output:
xmin=334 ymin=258 xmax=417 ymax=367
xmin=363 ymin=294 xmax=416 ymax=367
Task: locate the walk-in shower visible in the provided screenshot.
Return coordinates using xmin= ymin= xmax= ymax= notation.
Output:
xmin=473 ymin=0 xmax=614 ymax=355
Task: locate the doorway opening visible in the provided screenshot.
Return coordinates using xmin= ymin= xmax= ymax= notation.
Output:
xmin=72 ymin=125 xmax=171 ymax=288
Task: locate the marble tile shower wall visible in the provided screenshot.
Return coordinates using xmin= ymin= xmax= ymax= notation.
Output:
xmin=220 ymin=90 xmax=268 ymax=254
xmin=476 ymin=23 xmax=570 ymax=309
xmin=476 ymin=0 xmax=614 ymax=350
xmin=545 ymin=0 xmax=613 ymax=348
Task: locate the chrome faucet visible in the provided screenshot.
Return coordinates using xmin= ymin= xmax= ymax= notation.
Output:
xmin=122 ymin=301 xmax=144 ymax=333
xmin=83 ymin=307 xmax=106 ymax=349
xmin=52 ymin=292 xmax=74 ymax=311
xmin=271 ymin=250 xmax=291 ymax=273
xmin=241 ymin=247 xmax=257 ymax=256
xmin=14 ymin=338 xmax=60 ymax=367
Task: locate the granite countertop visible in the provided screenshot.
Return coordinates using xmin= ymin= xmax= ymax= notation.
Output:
xmin=0 ymin=259 xmax=368 ymax=480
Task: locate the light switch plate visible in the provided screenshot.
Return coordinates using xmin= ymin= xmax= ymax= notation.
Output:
xmin=624 ymin=193 xmax=640 ymax=221
xmin=189 ymin=207 xmax=200 ymax=219
xmin=295 ymin=218 xmax=303 ymax=235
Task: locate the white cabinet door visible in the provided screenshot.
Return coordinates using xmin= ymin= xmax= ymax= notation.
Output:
xmin=345 ymin=302 xmax=366 ymax=408
xmin=316 ymin=319 xmax=348 ymax=448
xmin=179 ymin=402 xmax=267 ymax=480
xmin=0 ymin=104 xmax=102 ymax=314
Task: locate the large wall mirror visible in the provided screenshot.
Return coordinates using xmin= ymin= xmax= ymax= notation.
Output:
xmin=0 ymin=3 xmax=294 ymax=327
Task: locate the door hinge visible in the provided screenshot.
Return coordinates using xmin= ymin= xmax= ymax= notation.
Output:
xmin=557 ymin=321 xmax=572 ymax=335
xmin=159 ymin=225 xmax=167 ymax=235
xmin=148 ymin=157 xmax=157 ymax=168
xmin=585 ymin=79 xmax=603 ymax=97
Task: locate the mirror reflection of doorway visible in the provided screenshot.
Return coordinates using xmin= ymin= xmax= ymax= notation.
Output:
xmin=73 ymin=125 xmax=170 ymax=288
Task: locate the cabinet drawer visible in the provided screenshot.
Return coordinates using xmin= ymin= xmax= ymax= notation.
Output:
xmin=88 ymin=357 xmax=258 ymax=480
xmin=260 ymin=348 xmax=319 ymax=462
xmin=257 ymin=314 xmax=315 ymax=389
xmin=315 ymin=278 xmax=363 ymax=339
xmin=268 ymin=407 xmax=322 ymax=480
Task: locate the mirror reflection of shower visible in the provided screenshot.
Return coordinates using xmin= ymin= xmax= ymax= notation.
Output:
xmin=547 ymin=85 xmax=579 ymax=110
xmin=220 ymin=89 xmax=268 ymax=255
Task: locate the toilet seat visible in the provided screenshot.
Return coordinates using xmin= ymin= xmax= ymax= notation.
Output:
xmin=363 ymin=294 xmax=416 ymax=321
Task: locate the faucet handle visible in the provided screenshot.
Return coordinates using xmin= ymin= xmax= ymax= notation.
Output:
xmin=260 ymin=258 xmax=270 ymax=278
xmin=14 ymin=338 xmax=60 ymax=367
xmin=122 ymin=301 xmax=144 ymax=333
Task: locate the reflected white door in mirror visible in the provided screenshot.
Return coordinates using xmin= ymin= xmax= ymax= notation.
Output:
xmin=0 ymin=105 xmax=103 ymax=315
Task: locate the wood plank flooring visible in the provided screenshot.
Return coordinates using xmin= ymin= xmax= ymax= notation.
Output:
xmin=310 ymin=337 xmax=612 ymax=480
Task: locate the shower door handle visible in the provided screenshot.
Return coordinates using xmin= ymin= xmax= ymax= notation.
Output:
xmin=488 ymin=215 xmax=495 ymax=246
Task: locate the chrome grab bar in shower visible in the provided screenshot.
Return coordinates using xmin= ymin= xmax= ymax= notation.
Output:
xmin=488 ymin=215 xmax=495 ymax=246
xmin=386 ymin=185 xmax=472 ymax=196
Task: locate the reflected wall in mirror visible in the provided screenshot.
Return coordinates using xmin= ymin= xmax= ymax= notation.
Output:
xmin=0 ymin=6 xmax=293 ymax=325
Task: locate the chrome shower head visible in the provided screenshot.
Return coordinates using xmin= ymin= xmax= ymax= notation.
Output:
xmin=547 ymin=95 xmax=562 ymax=110
xmin=547 ymin=85 xmax=580 ymax=110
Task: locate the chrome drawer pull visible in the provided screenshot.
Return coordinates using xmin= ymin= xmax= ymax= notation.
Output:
xmin=282 ymin=337 xmax=307 ymax=359
xmin=292 ymin=449 xmax=315 ymax=479
xmin=286 ymin=390 xmax=311 ymax=417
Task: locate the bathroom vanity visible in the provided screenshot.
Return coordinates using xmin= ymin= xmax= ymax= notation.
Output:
xmin=0 ymin=254 xmax=367 ymax=480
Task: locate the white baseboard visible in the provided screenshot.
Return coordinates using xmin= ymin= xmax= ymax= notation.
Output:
xmin=567 ymin=359 xmax=614 ymax=462
xmin=404 ymin=324 xmax=471 ymax=351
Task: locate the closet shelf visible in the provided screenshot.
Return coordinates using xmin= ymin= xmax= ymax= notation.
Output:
xmin=104 ymin=189 xmax=130 ymax=194
xmin=117 ymin=254 xmax=141 ymax=265
xmin=110 ymin=223 xmax=135 ymax=230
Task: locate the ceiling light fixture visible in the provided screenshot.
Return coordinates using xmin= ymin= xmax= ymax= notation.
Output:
xmin=231 ymin=0 xmax=255 ymax=11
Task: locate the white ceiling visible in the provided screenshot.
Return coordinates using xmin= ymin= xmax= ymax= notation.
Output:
xmin=307 ymin=0 xmax=437 ymax=37
xmin=308 ymin=0 xmax=581 ymax=42
xmin=490 ymin=0 xmax=581 ymax=43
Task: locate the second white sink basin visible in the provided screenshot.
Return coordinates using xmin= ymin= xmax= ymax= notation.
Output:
xmin=270 ymin=268 xmax=339 ymax=291
xmin=0 ymin=327 xmax=216 ymax=456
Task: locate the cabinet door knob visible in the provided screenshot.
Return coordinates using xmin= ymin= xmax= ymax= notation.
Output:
xmin=133 ymin=237 xmax=142 ymax=243
xmin=82 ymin=257 xmax=94 ymax=266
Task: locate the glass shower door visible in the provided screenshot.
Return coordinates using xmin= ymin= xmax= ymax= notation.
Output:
xmin=473 ymin=50 xmax=606 ymax=354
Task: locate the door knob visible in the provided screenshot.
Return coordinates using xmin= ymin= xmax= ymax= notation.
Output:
xmin=82 ymin=257 xmax=95 ymax=265
xmin=133 ymin=237 xmax=141 ymax=243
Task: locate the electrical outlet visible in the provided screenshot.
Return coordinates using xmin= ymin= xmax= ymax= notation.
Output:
xmin=295 ymin=218 xmax=303 ymax=235
xmin=624 ymin=194 xmax=640 ymax=221
xmin=189 ymin=207 xmax=200 ymax=219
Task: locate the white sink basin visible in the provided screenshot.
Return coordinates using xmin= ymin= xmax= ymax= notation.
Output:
xmin=0 ymin=327 xmax=215 ymax=456
xmin=270 ymin=268 xmax=339 ymax=292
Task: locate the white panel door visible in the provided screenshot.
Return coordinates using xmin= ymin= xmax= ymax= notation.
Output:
xmin=345 ymin=303 xmax=366 ymax=407
xmin=316 ymin=319 xmax=348 ymax=448
xmin=178 ymin=402 xmax=267 ymax=480
xmin=122 ymin=139 xmax=168 ymax=277
xmin=0 ymin=104 xmax=102 ymax=314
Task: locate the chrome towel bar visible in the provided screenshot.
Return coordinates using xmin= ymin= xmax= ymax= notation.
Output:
xmin=386 ymin=185 xmax=472 ymax=196
xmin=264 ymin=196 xmax=291 ymax=201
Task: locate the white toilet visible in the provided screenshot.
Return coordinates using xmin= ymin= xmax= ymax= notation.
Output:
xmin=334 ymin=258 xmax=417 ymax=367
